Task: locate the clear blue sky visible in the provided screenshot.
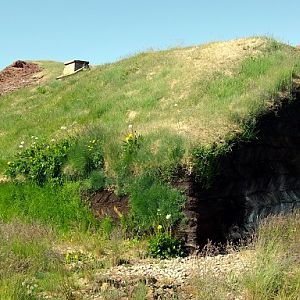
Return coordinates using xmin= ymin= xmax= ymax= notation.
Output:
xmin=1 ymin=0 xmax=299 ymax=70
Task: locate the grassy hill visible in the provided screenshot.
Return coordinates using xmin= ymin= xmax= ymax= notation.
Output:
xmin=1 ymin=37 xmax=300 ymax=299
xmin=1 ymin=37 xmax=300 ymax=176
xmin=1 ymin=36 xmax=300 ymax=229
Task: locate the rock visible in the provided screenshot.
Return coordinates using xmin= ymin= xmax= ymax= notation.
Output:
xmin=12 ymin=60 xmax=27 ymax=68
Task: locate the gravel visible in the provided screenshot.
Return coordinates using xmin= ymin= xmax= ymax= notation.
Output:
xmin=99 ymin=250 xmax=253 ymax=285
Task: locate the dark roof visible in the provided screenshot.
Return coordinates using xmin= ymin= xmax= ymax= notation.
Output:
xmin=64 ymin=60 xmax=89 ymax=65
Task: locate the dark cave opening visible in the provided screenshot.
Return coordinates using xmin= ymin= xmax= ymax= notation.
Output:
xmin=180 ymin=88 xmax=300 ymax=250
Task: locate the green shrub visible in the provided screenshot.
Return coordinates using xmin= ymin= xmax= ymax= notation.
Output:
xmin=6 ymin=138 xmax=70 ymax=186
xmin=192 ymin=142 xmax=232 ymax=189
xmin=65 ymin=138 xmax=104 ymax=180
xmin=83 ymin=170 xmax=106 ymax=191
xmin=123 ymin=131 xmax=142 ymax=156
xmin=115 ymin=131 xmax=143 ymax=194
xmin=36 ymin=86 xmax=47 ymax=94
xmin=129 ymin=172 xmax=185 ymax=231
xmin=158 ymin=143 xmax=185 ymax=183
xmin=148 ymin=232 xmax=185 ymax=259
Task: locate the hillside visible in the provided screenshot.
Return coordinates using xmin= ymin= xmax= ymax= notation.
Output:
xmin=1 ymin=37 xmax=300 ymax=299
xmin=1 ymin=37 xmax=299 ymax=175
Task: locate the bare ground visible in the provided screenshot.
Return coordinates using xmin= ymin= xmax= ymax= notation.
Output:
xmin=0 ymin=60 xmax=43 ymax=96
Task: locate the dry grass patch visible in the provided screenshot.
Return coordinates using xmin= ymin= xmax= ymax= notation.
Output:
xmin=192 ymin=212 xmax=300 ymax=300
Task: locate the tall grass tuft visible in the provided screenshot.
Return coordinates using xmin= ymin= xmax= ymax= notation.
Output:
xmin=0 ymin=220 xmax=70 ymax=299
xmin=241 ymin=212 xmax=300 ymax=299
xmin=193 ymin=212 xmax=300 ymax=299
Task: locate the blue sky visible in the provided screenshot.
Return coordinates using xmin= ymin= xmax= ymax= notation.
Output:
xmin=1 ymin=0 xmax=300 ymax=70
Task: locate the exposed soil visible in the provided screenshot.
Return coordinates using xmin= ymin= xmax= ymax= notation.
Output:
xmin=0 ymin=60 xmax=43 ymax=96
xmin=88 ymin=190 xmax=129 ymax=221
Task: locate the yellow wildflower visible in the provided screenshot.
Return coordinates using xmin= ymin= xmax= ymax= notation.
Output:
xmin=125 ymin=133 xmax=134 ymax=142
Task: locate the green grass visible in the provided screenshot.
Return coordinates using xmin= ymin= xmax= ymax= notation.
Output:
xmin=0 ymin=218 xmax=149 ymax=299
xmin=0 ymin=38 xmax=299 ymax=220
xmin=35 ymin=60 xmax=64 ymax=81
xmin=240 ymin=212 xmax=300 ymax=300
xmin=1 ymin=37 xmax=300 ymax=180
xmin=1 ymin=37 xmax=300 ymax=298
xmin=129 ymin=172 xmax=185 ymax=231
xmin=0 ymin=182 xmax=97 ymax=231
xmin=0 ymin=220 xmax=70 ymax=300
xmin=2 ymin=213 xmax=298 ymax=299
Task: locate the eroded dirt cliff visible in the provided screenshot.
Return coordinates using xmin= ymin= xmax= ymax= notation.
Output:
xmin=179 ymin=82 xmax=300 ymax=250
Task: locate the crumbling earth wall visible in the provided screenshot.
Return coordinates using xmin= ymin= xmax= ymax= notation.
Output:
xmin=179 ymin=85 xmax=300 ymax=251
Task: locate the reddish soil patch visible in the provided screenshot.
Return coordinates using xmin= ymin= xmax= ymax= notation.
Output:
xmin=88 ymin=190 xmax=129 ymax=221
xmin=0 ymin=60 xmax=43 ymax=96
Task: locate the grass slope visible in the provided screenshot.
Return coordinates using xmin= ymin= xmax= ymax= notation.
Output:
xmin=1 ymin=37 xmax=300 ymax=299
xmin=1 ymin=37 xmax=300 ymax=176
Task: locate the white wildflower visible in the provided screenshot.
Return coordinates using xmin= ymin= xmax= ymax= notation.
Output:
xmin=166 ymin=214 xmax=171 ymax=220
xmin=20 ymin=141 xmax=25 ymax=145
xmin=19 ymin=145 xmax=24 ymax=148
xmin=60 ymin=126 xmax=67 ymax=130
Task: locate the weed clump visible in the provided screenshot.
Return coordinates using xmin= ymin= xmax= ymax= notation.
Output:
xmin=6 ymin=138 xmax=70 ymax=186
xmin=65 ymin=138 xmax=104 ymax=180
xmin=192 ymin=212 xmax=300 ymax=299
xmin=192 ymin=141 xmax=235 ymax=188
xmin=148 ymin=231 xmax=185 ymax=259
xmin=129 ymin=171 xmax=185 ymax=232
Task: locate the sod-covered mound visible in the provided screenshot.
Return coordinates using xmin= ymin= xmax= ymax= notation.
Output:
xmin=1 ymin=37 xmax=300 ymax=249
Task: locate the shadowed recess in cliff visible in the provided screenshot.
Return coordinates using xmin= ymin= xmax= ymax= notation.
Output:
xmin=179 ymin=85 xmax=300 ymax=250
